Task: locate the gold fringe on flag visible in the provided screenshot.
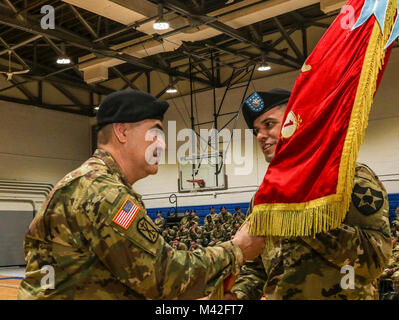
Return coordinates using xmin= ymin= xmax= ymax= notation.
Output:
xmin=246 ymin=0 xmax=397 ymax=241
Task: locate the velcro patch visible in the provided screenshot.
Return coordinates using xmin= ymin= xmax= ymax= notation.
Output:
xmin=112 ymin=198 xmax=140 ymax=229
xmin=137 ymin=218 xmax=159 ymax=243
xmin=351 ymin=184 xmax=384 ymax=216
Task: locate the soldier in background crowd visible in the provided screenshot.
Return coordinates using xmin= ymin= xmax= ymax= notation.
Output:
xmin=154 ymin=211 xmax=165 ymax=232
xmin=172 ymin=237 xmax=188 ymax=251
xmin=234 ymin=206 xmax=246 ymax=220
xmin=180 ymin=209 xmax=191 ymax=227
xmin=161 ymin=226 xmax=172 ymax=243
xmin=218 ymin=206 xmax=233 ymax=227
xmin=189 ymin=240 xmax=200 ymax=251
xmin=391 ymin=220 xmax=399 ymax=238
xmin=205 ymin=206 xmax=217 ymax=223
xmin=178 ymin=222 xmax=191 ymax=247
xmin=209 ymin=219 xmax=227 ymax=247
xmin=203 ymin=216 xmax=215 ymax=244
xmin=191 ymin=210 xmax=200 ymax=225
xmin=189 ymin=222 xmax=203 ymax=243
xmin=232 ymin=213 xmax=245 ymax=227
xmin=228 ymin=222 xmax=242 ymax=240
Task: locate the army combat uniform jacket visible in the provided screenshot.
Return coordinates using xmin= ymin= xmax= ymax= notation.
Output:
xmin=18 ymin=149 xmax=243 ymax=300
xmin=232 ymin=164 xmax=392 ymax=300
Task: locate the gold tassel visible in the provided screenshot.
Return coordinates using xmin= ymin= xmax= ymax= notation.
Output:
xmin=247 ymin=0 xmax=398 ymax=240
xmin=209 ymin=278 xmax=224 ymax=300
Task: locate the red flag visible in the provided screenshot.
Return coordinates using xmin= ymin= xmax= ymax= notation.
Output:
xmin=248 ymin=0 xmax=397 ymax=237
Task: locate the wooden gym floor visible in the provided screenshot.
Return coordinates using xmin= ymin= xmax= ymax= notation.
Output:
xmin=0 ymin=276 xmax=21 ymax=300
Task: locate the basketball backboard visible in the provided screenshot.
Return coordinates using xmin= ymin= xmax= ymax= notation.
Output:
xmin=178 ymin=153 xmax=227 ymax=193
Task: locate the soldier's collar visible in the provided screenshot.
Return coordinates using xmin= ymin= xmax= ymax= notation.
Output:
xmin=93 ymin=148 xmax=131 ymax=187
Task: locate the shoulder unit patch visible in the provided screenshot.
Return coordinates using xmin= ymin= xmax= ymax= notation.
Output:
xmin=137 ymin=218 xmax=159 ymax=243
xmin=351 ymin=184 xmax=384 ymax=216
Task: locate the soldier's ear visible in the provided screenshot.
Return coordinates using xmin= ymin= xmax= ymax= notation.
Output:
xmin=113 ymin=123 xmax=130 ymax=144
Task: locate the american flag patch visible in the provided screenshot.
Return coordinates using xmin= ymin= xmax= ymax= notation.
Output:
xmin=112 ymin=199 xmax=140 ymax=229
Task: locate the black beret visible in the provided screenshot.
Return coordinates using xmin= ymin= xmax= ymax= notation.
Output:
xmin=242 ymin=88 xmax=291 ymax=133
xmin=97 ymin=89 xmax=169 ymax=128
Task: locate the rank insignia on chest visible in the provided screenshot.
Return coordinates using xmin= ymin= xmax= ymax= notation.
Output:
xmin=137 ymin=218 xmax=159 ymax=243
xmin=112 ymin=199 xmax=140 ymax=229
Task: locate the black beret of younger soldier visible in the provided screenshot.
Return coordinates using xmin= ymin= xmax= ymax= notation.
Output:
xmin=242 ymin=88 xmax=291 ymax=134
xmin=96 ymin=89 xmax=169 ymax=129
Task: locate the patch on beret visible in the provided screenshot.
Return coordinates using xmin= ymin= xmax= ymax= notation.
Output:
xmin=245 ymin=92 xmax=265 ymax=112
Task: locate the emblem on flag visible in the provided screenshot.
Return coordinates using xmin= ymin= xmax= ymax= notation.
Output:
xmin=281 ymin=111 xmax=301 ymax=139
xmin=112 ymin=199 xmax=140 ymax=230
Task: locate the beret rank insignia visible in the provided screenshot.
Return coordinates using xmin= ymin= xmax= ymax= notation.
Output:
xmin=246 ymin=92 xmax=264 ymax=112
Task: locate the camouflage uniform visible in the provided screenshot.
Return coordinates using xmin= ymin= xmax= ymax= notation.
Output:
xmin=229 ymin=223 xmax=242 ymax=238
xmin=172 ymin=240 xmax=188 ymax=251
xmin=180 ymin=214 xmax=190 ymax=227
xmin=154 ymin=215 xmax=165 ymax=232
xmin=188 ymin=225 xmax=203 ymax=243
xmin=218 ymin=211 xmax=233 ymax=227
xmin=232 ymin=164 xmax=392 ymax=300
xmin=177 ymin=226 xmax=190 ymax=247
xmin=18 ymin=149 xmax=243 ymax=300
xmin=205 ymin=212 xmax=218 ymax=224
xmin=202 ymin=222 xmax=214 ymax=243
xmin=209 ymin=225 xmax=227 ymax=247
xmin=231 ymin=215 xmax=245 ymax=228
xmin=191 ymin=214 xmax=200 ymax=226
xmin=161 ymin=227 xmax=173 ymax=244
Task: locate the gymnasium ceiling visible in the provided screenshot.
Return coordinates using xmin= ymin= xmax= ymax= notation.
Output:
xmin=0 ymin=0 xmax=391 ymax=117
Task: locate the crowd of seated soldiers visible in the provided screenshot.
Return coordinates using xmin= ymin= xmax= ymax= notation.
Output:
xmin=153 ymin=206 xmax=246 ymax=251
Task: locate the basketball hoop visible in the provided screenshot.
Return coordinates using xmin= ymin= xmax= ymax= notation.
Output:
xmin=186 ymin=179 xmax=205 ymax=188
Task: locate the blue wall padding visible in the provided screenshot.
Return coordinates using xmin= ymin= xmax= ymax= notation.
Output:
xmin=146 ymin=202 xmax=250 ymax=225
xmin=388 ymin=193 xmax=399 ymax=224
xmin=147 ymin=194 xmax=399 ymax=225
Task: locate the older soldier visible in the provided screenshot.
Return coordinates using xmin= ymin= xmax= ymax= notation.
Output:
xmin=227 ymin=89 xmax=392 ymax=300
xmin=18 ymin=89 xmax=265 ymax=300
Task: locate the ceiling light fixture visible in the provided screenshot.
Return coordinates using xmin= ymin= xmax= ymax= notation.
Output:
xmin=257 ymin=53 xmax=271 ymax=72
xmin=166 ymin=86 xmax=178 ymax=94
xmin=257 ymin=63 xmax=271 ymax=71
xmin=153 ymin=3 xmax=170 ymax=30
xmin=166 ymin=75 xmax=178 ymax=94
xmin=57 ymin=43 xmax=71 ymax=65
